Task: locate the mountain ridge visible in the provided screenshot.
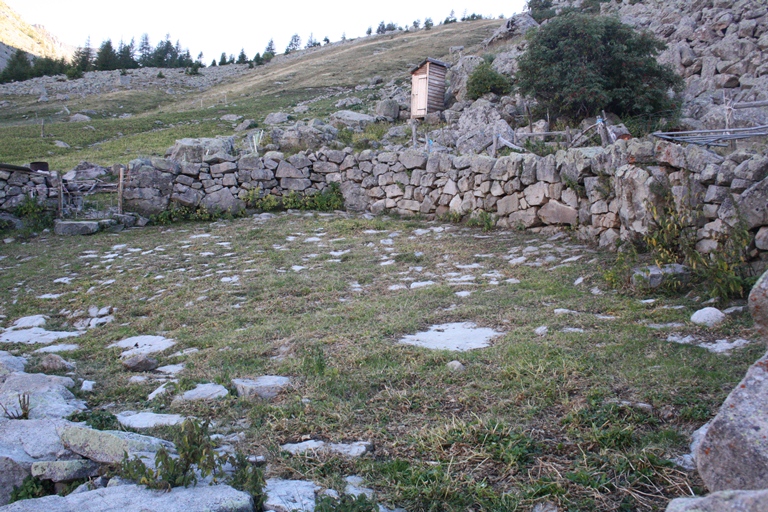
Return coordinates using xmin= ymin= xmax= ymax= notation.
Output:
xmin=0 ymin=0 xmax=74 ymax=70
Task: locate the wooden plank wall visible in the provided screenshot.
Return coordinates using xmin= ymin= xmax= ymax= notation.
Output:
xmin=426 ymin=63 xmax=446 ymax=114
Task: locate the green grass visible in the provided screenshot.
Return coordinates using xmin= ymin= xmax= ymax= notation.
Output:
xmin=0 ymin=213 xmax=758 ymax=511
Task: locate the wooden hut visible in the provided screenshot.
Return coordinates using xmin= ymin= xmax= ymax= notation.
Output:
xmin=410 ymin=58 xmax=450 ymax=119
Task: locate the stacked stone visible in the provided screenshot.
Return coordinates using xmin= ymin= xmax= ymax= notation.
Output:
xmin=0 ymin=168 xmax=59 ymax=212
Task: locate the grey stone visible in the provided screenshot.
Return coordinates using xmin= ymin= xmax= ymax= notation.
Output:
xmin=264 ymin=478 xmax=319 ymax=512
xmin=329 ymin=111 xmax=375 ymax=129
xmin=54 ymin=221 xmax=99 ymax=236
xmin=265 ymin=112 xmax=290 ymax=125
xmin=121 ymin=355 xmax=158 ymax=372
xmin=107 ymin=336 xmax=175 ymax=358
xmin=232 ymin=376 xmax=290 ymax=400
xmin=399 ymin=322 xmax=503 ymax=352
xmin=169 ymin=137 xmax=235 ymax=164
xmin=200 ymin=188 xmax=244 ymax=214
xmin=1 ymin=373 xmax=85 ymax=419
xmin=538 ymin=200 xmax=577 ymax=226
xmin=59 ymin=426 xmax=175 ymax=465
xmin=446 ymin=360 xmax=465 ymax=372
xmin=666 ymin=489 xmax=768 ymax=512
xmin=172 ymin=383 xmax=228 ymax=403
xmin=280 ymin=440 xmax=372 ymax=458
xmin=116 ymin=411 xmax=186 ymax=429
xmin=631 ymin=264 xmax=691 ymax=289
xmin=0 ymin=483 xmax=253 ymax=512
xmin=0 ymin=352 xmax=26 ymax=375
xmin=690 ymin=307 xmax=726 ymax=328
xmin=31 ymin=459 xmax=100 ymax=482
xmin=750 ymin=269 xmax=768 ymax=339
xmin=375 ymin=99 xmax=399 ymax=119
xmin=695 ymin=351 xmax=768 ymax=492
xmin=39 ymin=354 xmax=73 ymax=372
xmin=737 ymin=178 xmax=768 ymax=229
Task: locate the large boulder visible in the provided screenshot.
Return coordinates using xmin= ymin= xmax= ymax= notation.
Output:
xmin=375 ymin=99 xmax=400 ymax=120
xmin=168 ymin=137 xmax=235 ymax=164
xmin=199 ymin=188 xmax=244 ymax=215
xmin=0 ymin=373 xmax=85 ymax=419
xmin=666 ymin=489 xmax=768 ymax=512
xmin=0 ymin=483 xmax=253 ymax=512
xmin=53 ymin=221 xmax=99 ymax=236
xmin=58 ymin=426 xmax=174 ymax=465
xmin=695 ymin=350 xmax=768 ymax=491
xmin=447 ymin=55 xmax=483 ymax=102
xmin=749 ymin=269 xmax=768 ymax=339
xmin=482 ymin=13 xmax=539 ymax=47
xmin=329 ymin=111 xmax=376 ymax=130
xmin=737 ymin=177 xmax=768 ymax=229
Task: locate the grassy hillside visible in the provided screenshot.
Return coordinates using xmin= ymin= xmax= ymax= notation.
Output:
xmin=0 ymin=19 xmax=500 ymax=170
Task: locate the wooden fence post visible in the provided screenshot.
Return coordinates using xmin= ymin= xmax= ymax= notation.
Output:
xmin=117 ymin=166 xmax=125 ymax=215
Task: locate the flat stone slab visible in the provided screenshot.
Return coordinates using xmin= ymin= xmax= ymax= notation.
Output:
xmin=59 ymin=426 xmax=175 ymax=464
xmin=172 ymin=383 xmax=228 ymax=403
xmin=264 ymin=478 xmax=320 ymax=512
xmin=232 ymin=376 xmax=291 ymax=399
xmin=107 ymin=335 xmax=176 ymax=358
xmin=280 ymin=440 xmax=372 ymax=458
xmin=0 ymin=351 xmax=26 ymax=374
xmin=0 ymin=483 xmax=253 ymax=512
xmin=399 ymin=322 xmax=503 ymax=352
xmin=7 ymin=316 xmax=48 ymax=329
xmin=33 ymin=344 xmax=80 ymax=354
xmin=1 ymin=327 xmax=82 ymax=345
xmin=54 ymin=220 xmax=100 ymax=236
xmin=1 ymin=372 xmax=86 ymax=419
xmin=31 ymin=459 xmax=100 ymax=482
xmin=116 ymin=411 xmax=186 ymax=429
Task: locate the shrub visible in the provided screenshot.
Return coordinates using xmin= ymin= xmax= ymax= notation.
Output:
xmin=466 ymin=62 xmax=511 ymax=100
xmin=13 ymin=196 xmax=53 ymax=235
xmin=516 ymin=13 xmax=683 ymax=121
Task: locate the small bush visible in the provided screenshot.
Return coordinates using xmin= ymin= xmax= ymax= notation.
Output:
xmin=9 ymin=476 xmax=55 ymax=503
xmin=466 ymin=63 xmax=511 ymax=100
xmin=12 ymin=197 xmax=53 ymax=235
xmin=516 ymin=13 xmax=684 ymax=120
xmin=67 ymin=410 xmax=118 ymax=430
xmin=466 ymin=211 xmax=496 ymax=232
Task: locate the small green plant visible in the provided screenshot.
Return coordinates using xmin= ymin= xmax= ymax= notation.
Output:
xmin=9 ymin=476 xmax=55 ymax=503
xmin=1 ymin=393 xmax=30 ymax=419
xmin=466 ymin=62 xmax=511 ymax=100
xmin=120 ymin=419 xmax=265 ymax=503
xmin=643 ymin=191 xmax=754 ymax=301
xmin=67 ymin=410 xmax=118 ymax=430
xmin=315 ymin=494 xmax=378 ymax=511
xmin=12 ymin=196 xmax=53 ymax=235
xmin=281 ymin=191 xmax=305 ymax=210
xmin=439 ymin=211 xmax=463 ymax=224
xmin=157 ymin=71 xmax=165 ymax=79
xmin=312 ymin=182 xmax=345 ymax=211
xmin=603 ymin=244 xmax=638 ymax=291
xmin=337 ymin=128 xmax=354 ymax=147
xmin=466 ymin=211 xmax=496 ymax=232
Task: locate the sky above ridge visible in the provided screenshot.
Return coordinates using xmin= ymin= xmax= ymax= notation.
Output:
xmin=7 ymin=0 xmax=527 ymax=64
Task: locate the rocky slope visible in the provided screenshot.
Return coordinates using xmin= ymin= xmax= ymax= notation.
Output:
xmin=0 ymin=1 xmax=73 ymax=70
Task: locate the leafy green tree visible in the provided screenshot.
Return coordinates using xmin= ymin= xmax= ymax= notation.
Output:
xmin=0 ymin=49 xmax=32 ymax=82
xmin=94 ymin=39 xmax=119 ymax=70
xmin=515 ymin=13 xmax=684 ymax=120
xmin=323 ymin=36 xmax=330 ymax=45
xmin=236 ymin=48 xmax=248 ymax=64
xmin=424 ymin=18 xmax=434 ymax=29
xmin=376 ymin=21 xmax=386 ymax=34
xmin=253 ymin=52 xmax=263 ymax=65
xmin=366 ymin=26 xmax=372 ymax=36
xmin=412 ymin=19 xmax=421 ymax=29
xmin=210 ymin=59 xmax=217 ymax=67
xmin=443 ymin=10 xmax=457 ymax=24
xmin=219 ymin=52 xmax=228 ymax=66
xmin=527 ymin=0 xmax=556 ymax=23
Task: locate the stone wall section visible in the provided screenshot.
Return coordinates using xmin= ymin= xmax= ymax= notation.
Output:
xmin=2 ymin=137 xmax=767 ymax=263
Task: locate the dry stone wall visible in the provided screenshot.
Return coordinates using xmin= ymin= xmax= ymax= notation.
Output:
xmin=3 ymin=136 xmax=767 ymax=265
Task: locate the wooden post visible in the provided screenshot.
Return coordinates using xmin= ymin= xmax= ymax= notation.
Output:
xmin=58 ymin=174 xmax=63 ymax=219
xmin=117 ymin=166 xmax=125 ymax=215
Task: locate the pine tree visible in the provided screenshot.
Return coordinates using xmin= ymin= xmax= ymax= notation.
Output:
xmin=72 ymin=37 xmax=94 ymax=72
xmin=94 ymin=39 xmax=119 ymax=71
xmin=237 ymin=48 xmax=248 ymax=64
xmin=264 ymin=39 xmax=275 ymax=55
xmin=376 ymin=21 xmax=386 ymax=34
xmin=138 ymin=34 xmax=152 ymax=66
xmin=0 ymin=49 xmax=32 ymax=83
xmin=366 ymin=26 xmax=372 ymax=36
xmin=211 ymin=59 xmax=217 ymax=67
xmin=117 ymin=39 xmax=138 ymax=69
xmin=253 ymin=52 xmax=263 ymax=65
xmin=285 ymin=34 xmax=301 ymax=54
xmin=219 ymin=52 xmax=228 ymax=66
